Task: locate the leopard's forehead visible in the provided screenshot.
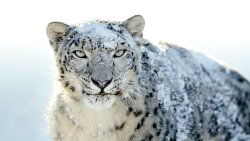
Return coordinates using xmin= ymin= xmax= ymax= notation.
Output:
xmin=70 ymin=21 xmax=138 ymax=49
xmin=78 ymin=21 xmax=122 ymax=37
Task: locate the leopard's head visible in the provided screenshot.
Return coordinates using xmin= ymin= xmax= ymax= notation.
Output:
xmin=46 ymin=15 xmax=145 ymax=109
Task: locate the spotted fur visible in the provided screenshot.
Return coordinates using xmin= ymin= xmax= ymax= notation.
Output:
xmin=47 ymin=15 xmax=250 ymax=141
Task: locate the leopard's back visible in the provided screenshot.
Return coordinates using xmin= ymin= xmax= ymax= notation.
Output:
xmin=139 ymin=43 xmax=250 ymax=140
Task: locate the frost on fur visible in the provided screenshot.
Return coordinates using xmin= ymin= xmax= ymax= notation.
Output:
xmin=46 ymin=15 xmax=250 ymax=141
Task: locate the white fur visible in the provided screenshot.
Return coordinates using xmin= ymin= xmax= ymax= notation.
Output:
xmin=50 ymin=86 xmax=145 ymax=141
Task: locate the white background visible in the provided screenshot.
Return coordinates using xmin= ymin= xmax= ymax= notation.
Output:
xmin=0 ymin=0 xmax=249 ymax=140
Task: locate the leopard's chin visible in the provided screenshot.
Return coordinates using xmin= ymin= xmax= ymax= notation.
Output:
xmin=83 ymin=91 xmax=118 ymax=110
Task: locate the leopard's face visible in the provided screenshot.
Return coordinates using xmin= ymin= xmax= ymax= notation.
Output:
xmin=47 ymin=16 xmax=145 ymax=109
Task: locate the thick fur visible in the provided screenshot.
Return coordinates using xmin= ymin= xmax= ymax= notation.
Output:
xmin=47 ymin=15 xmax=250 ymax=141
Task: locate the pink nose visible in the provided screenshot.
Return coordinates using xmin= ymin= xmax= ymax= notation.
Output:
xmin=97 ymin=80 xmax=108 ymax=87
xmin=91 ymin=78 xmax=112 ymax=90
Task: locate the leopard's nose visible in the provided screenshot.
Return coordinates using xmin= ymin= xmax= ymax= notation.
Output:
xmin=91 ymin=78 xmax=112 ymax=90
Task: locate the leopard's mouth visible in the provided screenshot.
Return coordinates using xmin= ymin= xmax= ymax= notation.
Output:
xmin=85 ymin=90 xmax=122 ymax=96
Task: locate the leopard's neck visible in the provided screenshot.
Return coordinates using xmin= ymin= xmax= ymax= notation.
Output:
xmin=55 ymin=90 xmax=147 ymax=141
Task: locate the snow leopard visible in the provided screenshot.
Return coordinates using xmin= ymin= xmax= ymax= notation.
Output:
xmin=46 ymin=15 xmax=250 ymax=141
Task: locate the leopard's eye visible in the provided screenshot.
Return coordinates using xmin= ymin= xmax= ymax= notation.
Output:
xmin=113 ymin=49 xmax=126 ymax=58
xmin=72 ymin=50 xmax=87 ymax=58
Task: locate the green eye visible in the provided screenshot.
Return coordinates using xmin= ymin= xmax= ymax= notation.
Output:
xmin=72 ymin=50 xmax=87 ymax=58
xmin=113 ymin=49 xmax=126 ymax=58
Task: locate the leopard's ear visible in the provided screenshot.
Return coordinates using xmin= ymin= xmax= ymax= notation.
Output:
xmin=123 ymin=15 xmax=145 ymax=37
xmin=46 ymin=22 xmax=69 ymax=50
